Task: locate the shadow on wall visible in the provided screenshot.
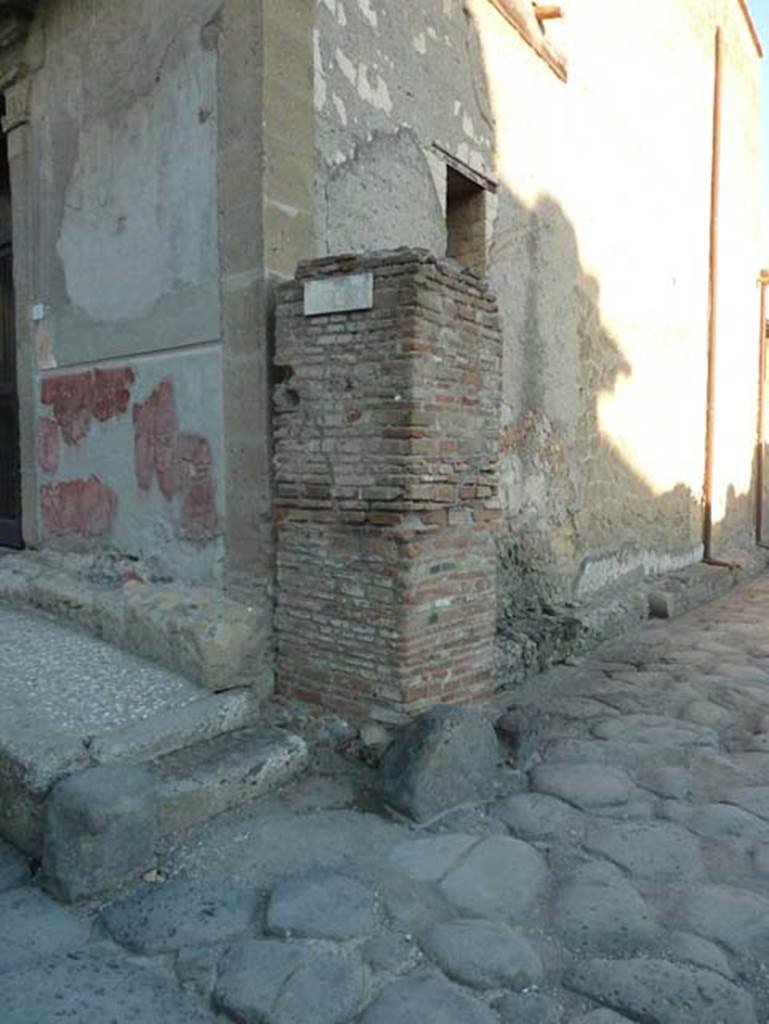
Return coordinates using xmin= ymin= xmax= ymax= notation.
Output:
xmin=493 ymin=186 xmax=756 ymax=618
xmin=448 ymin=19 xmax=756 ymax=621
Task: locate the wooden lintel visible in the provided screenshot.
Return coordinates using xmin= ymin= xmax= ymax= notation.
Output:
xmin=487 ymin=0 xmax=567 ymax=82
xmin=534 ymin=5 xmax=563 ymax=20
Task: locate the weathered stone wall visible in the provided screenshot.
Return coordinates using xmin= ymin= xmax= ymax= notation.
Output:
xmin=312 ymin=0 xmax=763 ymax=612
xmin=8 ymin=0 xmax=227 ymax=579
xmin=0 ymin=0 xmax=315 ymax=589
xmin=274 ymin=250 xmax=501 ymax=719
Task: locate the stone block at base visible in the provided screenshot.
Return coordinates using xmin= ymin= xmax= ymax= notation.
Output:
xmin=42 ymin=764 xmax=158 ymax=902
xmin=381 ymin=706 xmax=500 ymax=822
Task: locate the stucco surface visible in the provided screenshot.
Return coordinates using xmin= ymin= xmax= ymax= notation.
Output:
xmin=0 ymin=0 xmax=762 ymax=611
xmin=10 ymin=0 xmax=228 ymax=580
xmin=313 ymin=0 xmax=762 ymax=610
xmin=36 ymin=0 xmax=221 ymax=365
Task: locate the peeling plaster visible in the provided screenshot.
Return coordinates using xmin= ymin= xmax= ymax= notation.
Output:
xmin=334 ymin=47 xmax=357 ymax=87
xmin=356 ymin=0 xmax=378 ymax=28
xmin=314 ymin=30 xmax=327 ymax=110
xmin=334 ymin=49 xmax=392 ymax=114
xmin=357 ymin=63 xmax=392 ymax=113
xmin=332 ymin=94 xmax=348 ymax=125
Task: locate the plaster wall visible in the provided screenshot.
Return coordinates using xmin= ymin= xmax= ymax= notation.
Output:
xmin=313 ymin=0 xmax=763 ymax=609
xmin=17 ymin=0 xmax=226 ymax=579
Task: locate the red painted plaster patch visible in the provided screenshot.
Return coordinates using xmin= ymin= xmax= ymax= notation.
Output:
xmin=175 ymin=433 xmax=218 ymax=539
xmin=40 ymin=372 xmax=93 ymax=446
xmin=132 ymin=394 xmax=156 ymax=491
xmin=132 ymin=379 xmax=178 ymax=498
xmin=41 ymin=366 xmax=134 ymax=445
xmin=92 ymin=367 xmax=135 ymax=422
xmin=132 ymin=379 xmax=218 ymax=541
xmin=40 ymin=477 xmax=117 ymax=537
xmin=37 ymin=417 xmax=60 ymax=474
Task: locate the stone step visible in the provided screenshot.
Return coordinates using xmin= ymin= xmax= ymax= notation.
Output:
xmin=0 ymin=604 xmax=264 ymax=856
xmin=35 ymin=725 xmax=308 ymax=902
xmin=153 ymin=725 xmax=309 ymax=836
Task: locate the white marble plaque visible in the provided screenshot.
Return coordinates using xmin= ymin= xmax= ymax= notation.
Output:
xmin=304 ymin=272 xmax=374 ymax=316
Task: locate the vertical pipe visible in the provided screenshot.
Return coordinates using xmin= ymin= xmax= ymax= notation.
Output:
xmin=703 ymin=26 xmax=722 ymax=561
xmin=757 ymin=274 xmax=768 ymax=543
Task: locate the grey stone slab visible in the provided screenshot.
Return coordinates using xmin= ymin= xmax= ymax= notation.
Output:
xmin=438 ymin=835 xmax=549 ymax=921
xmin=420 ymin=919 xmax=543 ymax=991
xmin=530 ymin=762 xmax=632 ymax=809
xmin=679 ymin=884 xmax=769 ymax=958
xmin=637 ymin=765 xmax=692 ymax=799
xmin=566 ymin=957 xmax=757 ymax=1024
xmin=662 ymin=801 xmax=769 ymax=839
xmin=0 ymin=837 xmax=29 ymax=892
xmin=42 ymin=764 xmax=157 ymax=901
xmin=102 ymin=877 xmax=258 ymax=954
xmin=155 ymin=726 xmax=309 ymax=835
xmin=593 ymin=715 xmax=718 ymax=748
xmin=379 ymin=874 xmax=457 ymax=934
xmin=496 ymin=992 xmax=564 ymax=1023
xmin=666 ymin=931 xmax=735 ymax=979
xmin=681 ymin=700 xmax=731 ymax=727
xmin=496 ymin=792 xmax=585 ymax=841
xmin=388 ymin=833 xmax=478 ymax=883
xmin=363 ymin=933 xmax=417 ymax=973
xmin=575 ymin=1013 xmax=633 ymax=1024
xmin=160 ymin=809 xmax=408 ymax=895
xmin=214 ymin=938 xmax=366 ymax=1024
xmin=541 ymin=739 xmax=654 ymax=772
xmin=583 ymin=820 xmax=704 ymax=882
xmin=0 ymin=886 xmax=93 ymax=972
xmin=720 ymin=786 xmax=769 ymax=821
xmin=174 ymin=943 xmax=224 ymax=1001
xmin=381 ymin=707 xmax=500 ymax=822
xmin=359 ymin=973 xmax=498 ymax=1024
xmin=89 ymin=688 xmax=258 ymax=764
xmin=0 ymin=949 xmax=215 ymax=1024
xmin=266 ymin=872 xmax=375 ymax=940
xmin=553 ymin=861 xmax=659 ymax=955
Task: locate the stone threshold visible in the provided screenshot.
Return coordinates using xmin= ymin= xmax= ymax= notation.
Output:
xmin=0 ymin=549 xmax=273 ymax=695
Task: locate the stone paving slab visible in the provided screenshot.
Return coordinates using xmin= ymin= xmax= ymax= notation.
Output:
xmin=0 ymin=886 xmax=93 ymax=972
xmin=102 ymin=877 xmax=260 ymax=954
xmin=7 ymin=571 xmax=769 ymax=1021
xmin=0 ymin=949 xmax=216 ymax=1024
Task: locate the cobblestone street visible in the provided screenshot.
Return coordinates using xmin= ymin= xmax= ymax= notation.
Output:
xmin=6 ymin=574 xmax=769 ymax=1021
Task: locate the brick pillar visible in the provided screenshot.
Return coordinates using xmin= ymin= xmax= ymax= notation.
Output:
xmin=274 ymin=249 xmax=502 ymax=721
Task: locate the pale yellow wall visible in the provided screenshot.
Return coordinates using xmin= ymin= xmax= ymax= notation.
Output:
xmin=314 ymin=0 xmax=762 ymax=606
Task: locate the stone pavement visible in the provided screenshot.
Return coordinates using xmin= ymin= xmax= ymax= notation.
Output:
xmin=6 ymin=574 xmax=769 ymax=1021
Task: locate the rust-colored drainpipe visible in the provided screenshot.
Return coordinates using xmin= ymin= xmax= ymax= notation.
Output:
xmin=756 ymin=270 xmax=769 ymax=545
xmin=702 ymin=26 xmax=722 ymax=564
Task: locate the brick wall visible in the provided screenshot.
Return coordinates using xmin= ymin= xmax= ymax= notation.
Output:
xmin=274 ymin=249 xmax=502 ymax=720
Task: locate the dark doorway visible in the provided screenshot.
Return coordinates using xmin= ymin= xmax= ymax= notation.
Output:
xmin=0 ymin=104 xmax=21 ymax=549
xmin=446 ymin=165 xmax=488 ymax=276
